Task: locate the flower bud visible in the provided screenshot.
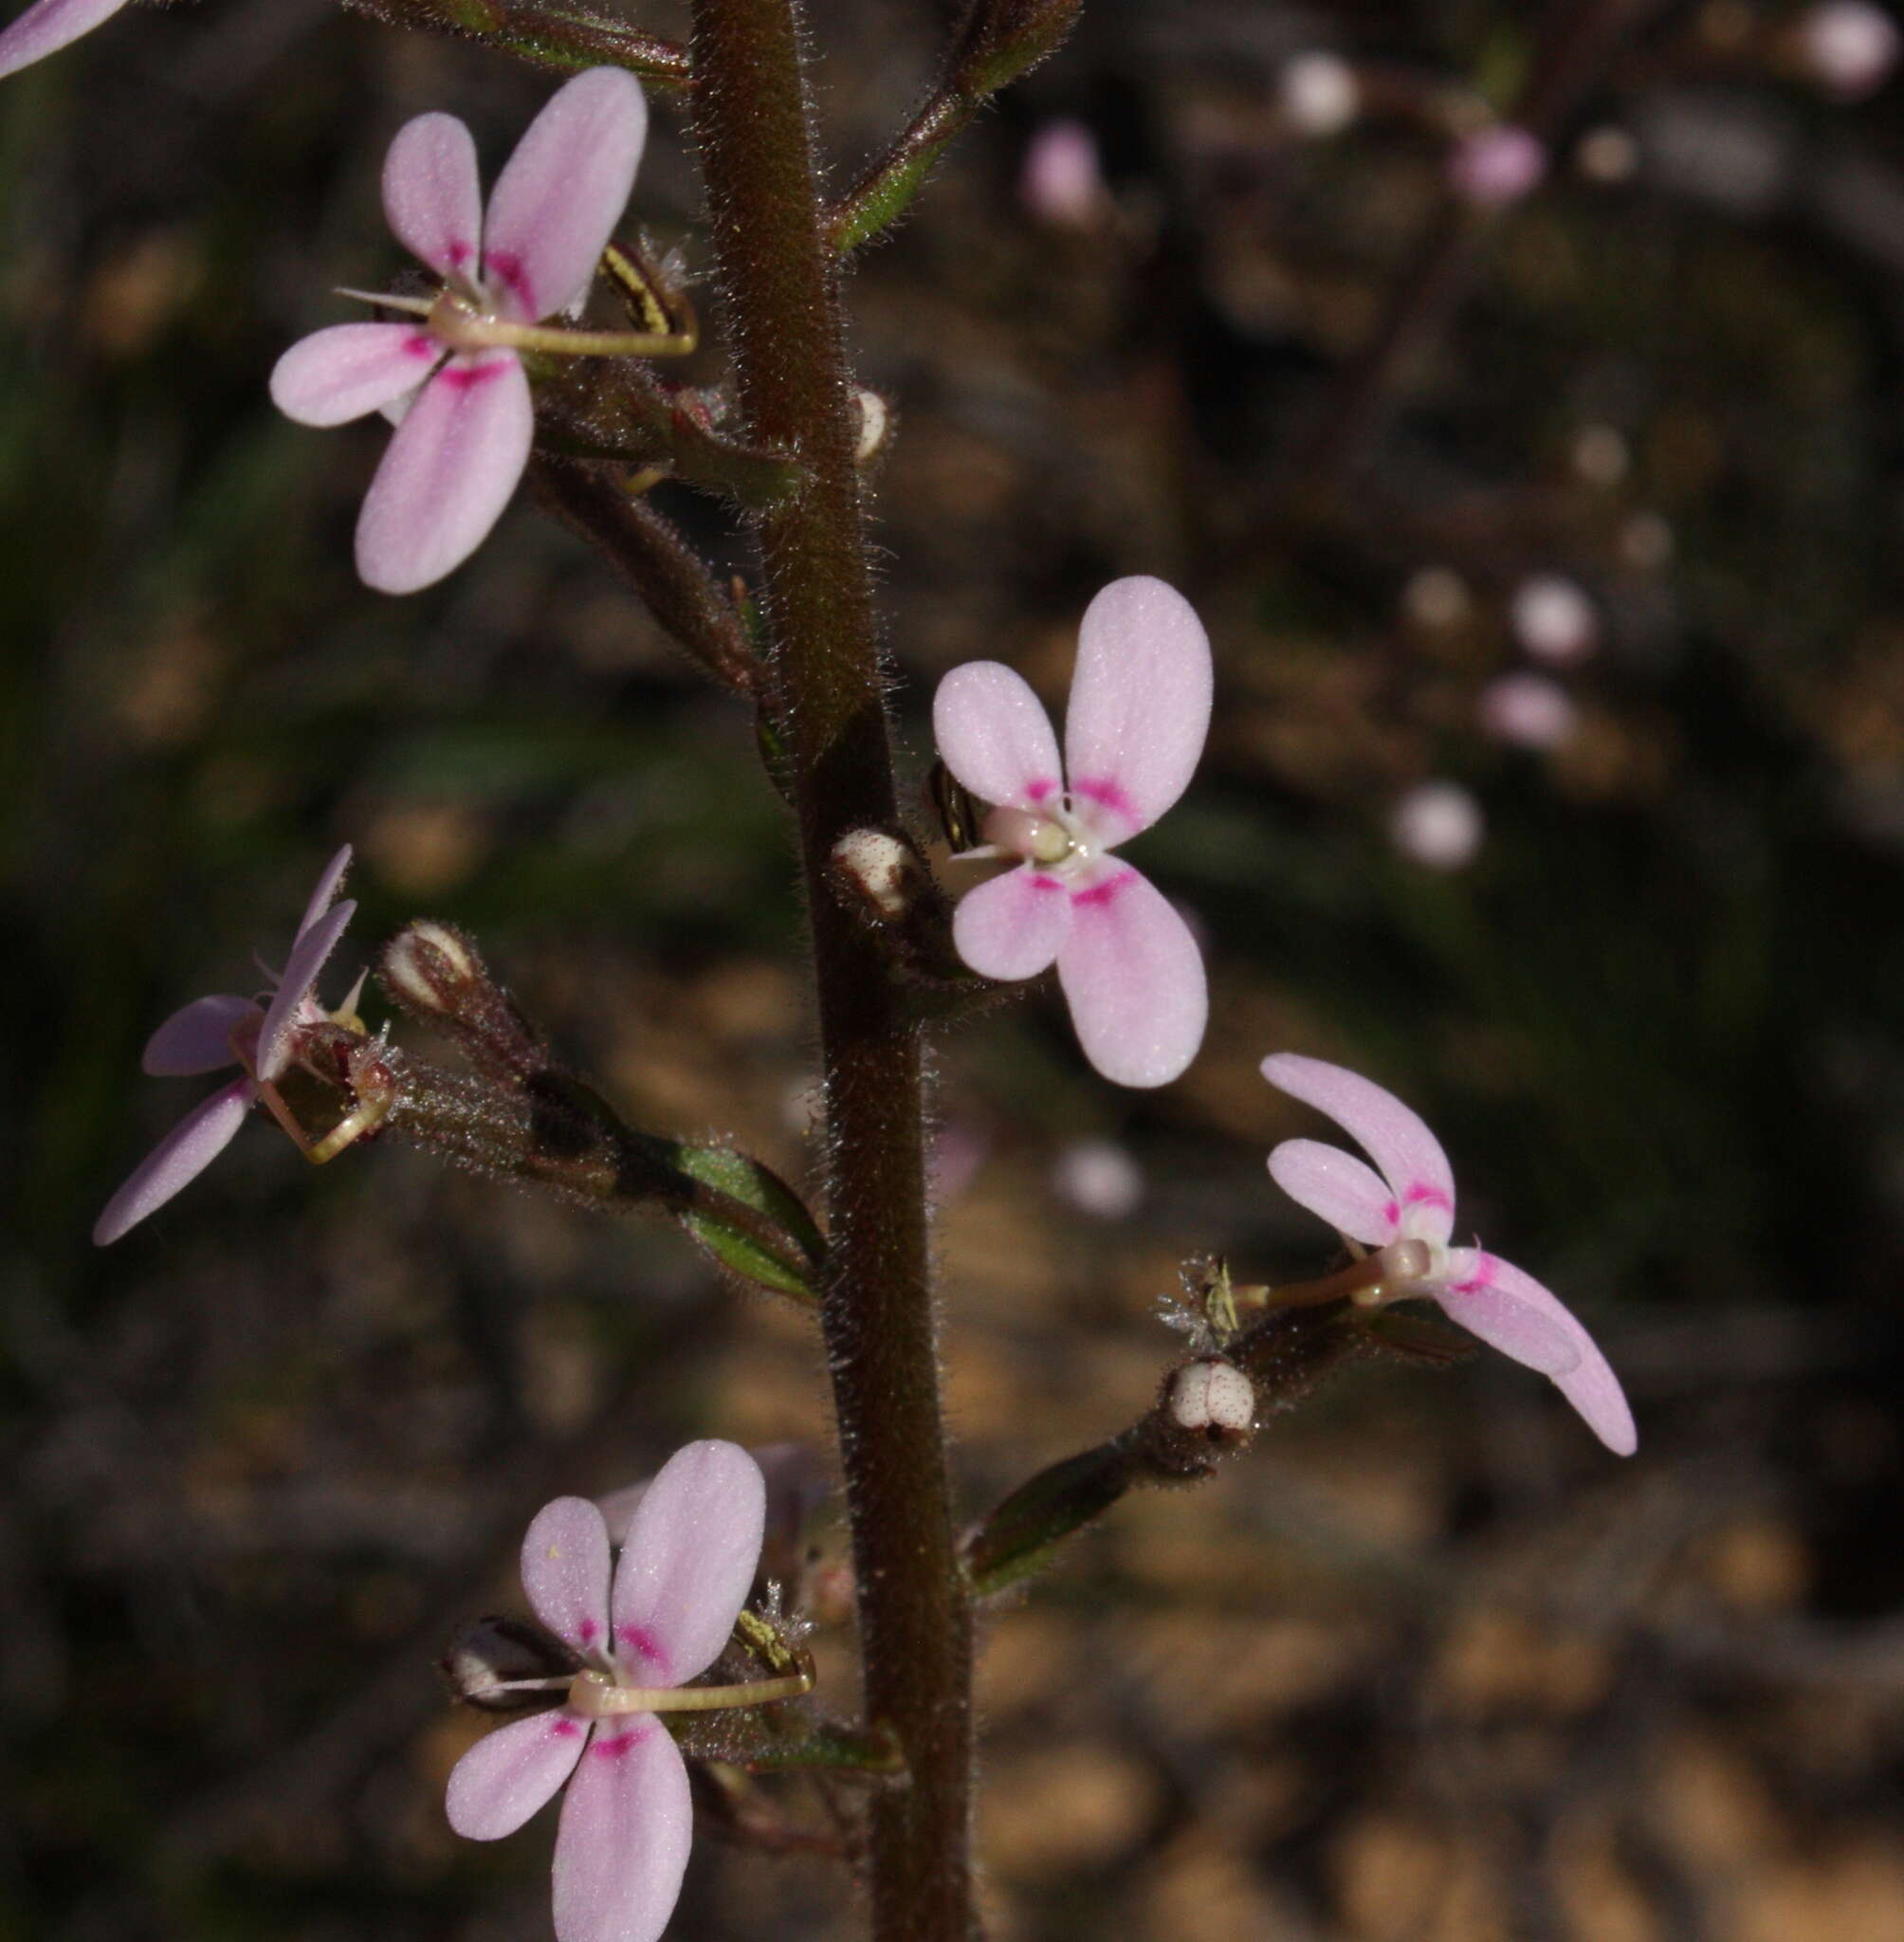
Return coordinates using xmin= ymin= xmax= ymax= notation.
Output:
xmin=852 ymin=388 xmax=895 ymax=467
xmin=829 ymin=827 xmax=927 ymax=924
xmin=1167 ymin=1357 xmax=1255 ymax=1438
xmin=378 ymin=922 xmax=549 ymax=1083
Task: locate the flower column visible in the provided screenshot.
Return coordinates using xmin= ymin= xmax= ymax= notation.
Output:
xmin=687 ymin=3 xmax=973 ymax=1939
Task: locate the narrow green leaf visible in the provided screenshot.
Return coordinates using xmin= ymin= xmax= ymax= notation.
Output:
xmin=668 ymin=1142 xmax=824 ymax=1300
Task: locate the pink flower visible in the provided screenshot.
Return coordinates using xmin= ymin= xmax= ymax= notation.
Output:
xmin=1448 ymin=124 xmax=1548 ymax=206
xmin=93 ymin=848 xmax=356 ymax=1246
xmin=1800 ymin=2 xmax=1900 ymax=98
xmin=1478 ymin=671 xmax=1577 ymax=751
xmin=270 ymin=67 xmax=648 ymax=595
xmin=1019 ymin=119 xmax=1108 ymax=229
xmin=0 ymin=0 xmax=130 ymax=79
xmin=1262 ymin=1053 xmax=1636 ymax=1454
xmin=446 ymin=1441 xmax=767 ymax=1942
xmin=932 ymin=576 xmax=1212 ymax=1089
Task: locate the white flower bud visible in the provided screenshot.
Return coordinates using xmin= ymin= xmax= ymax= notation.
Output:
xmin=830 ymin=827 xmax=923 ymax=922
xmin=383 ymin=919 xmax=479 ymax=1013
xmin=1167 ymin=1358 xmax=1255 ymax=1436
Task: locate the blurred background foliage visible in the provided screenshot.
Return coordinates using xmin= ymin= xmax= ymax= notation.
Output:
xmin=8 ymin=0 xmax=1904 ymax=1937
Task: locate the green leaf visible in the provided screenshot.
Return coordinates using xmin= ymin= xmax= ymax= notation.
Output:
xmin=668 ymin=1142 xmax=825 ymax=1301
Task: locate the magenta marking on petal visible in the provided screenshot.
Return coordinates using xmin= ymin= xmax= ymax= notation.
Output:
xmin=590 ymin=1724 xmax=652 ymax=1762
xmin=1403 ymin=1182 xmax=1454 ymax=1213
xmin=1027 ymin=873 xmax=1064 ymax=894
xmin=402 ymin=331 xmax=436 ymax=360
xmin=484 ymin=247 xmax=535 ymax=315
xmin=552 ymin=1717 xmax=584 ymax=1740
xmin=1071 ymin=869 xmax=1132 ymax=910
xmin=578 ymin=1618 xmax=599 ymax=1646
xmin=446 ymin=239 xmax=473 ymax=267
xmin=439 ymin=357 xmax=511 ymax=394
xmin=1071 ymin=775 xmax=1140 ymax=824
xmin=1025 ymin=777 xmax=1057 ymax=804
xmin=615 ymin=1622 xmax=669 ymax=1679
xmin=1382 ymin=1199 xmax=1401 ymax=1227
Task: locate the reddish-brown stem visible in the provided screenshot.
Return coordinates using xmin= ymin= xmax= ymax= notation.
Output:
xmin=687 ymin=2 xmax=973 ymax=1937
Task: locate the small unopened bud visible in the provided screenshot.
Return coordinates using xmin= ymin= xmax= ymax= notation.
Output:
xmin=378 ymin=922 xmax=549 ymax=1082
xmin=440 ymin=1614 xmax=580 ymax=1712
xmin=830 ymin=827 xmax=926 ymax=924
xmin=1167 ymin=1357 xmax=1255 ymax=1438
xmin=852 ymin=388 xmax=895 ymax=467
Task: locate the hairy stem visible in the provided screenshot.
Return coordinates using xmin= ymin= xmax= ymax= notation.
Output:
xmin=687 ymin=2 xmax=973 ymax=1936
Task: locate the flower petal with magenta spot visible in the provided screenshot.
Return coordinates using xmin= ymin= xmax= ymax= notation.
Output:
xmin=1266 ymin=1138 xmax=1399 ymax=1247
xmin=446 ymin=1708 xmax=589 ymax=1841
xmin=382 ymin=112 xmax=483 ymax=284
xmin=354 ymin=351 xmax=533 ymax=595
xmin=1435 ymin=1251 xmax=1582 ymax=1378
xmin=1063 ymin=577 xmax=1212 ymax=843
xmin=1056 ymin=859 xmax=1206 ymax=1089
xmin=522 ymin=1496 xmax=613 ymax=1657
xmin=483 ymin=66 xmax=648 ymax=322
xmin=932 ymin=661 xmax=1065 ymax=815
xmin=552 ymin=1719 xmax=692 ymax=1942
xmin=611 ymin=1439 xmax=764 ymax=1688
xmin=1261 ymin=1053 xmax=1456 ymax=1244
xmin=951 ymin=867 xmax=1071 ymax=982
xmin=270 ymin=323 xmax=440 ymax=430
xmin=1446 ymin=1251 xmax=1636 ymax=1455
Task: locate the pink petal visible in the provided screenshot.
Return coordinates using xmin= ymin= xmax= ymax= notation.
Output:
xmin=522 ymin=1496 xmax=613 ymax=1657
xmin=141 ymin=995 xmax=256 ymax=1077
xmin=354 ymin=352 xmax=533 ymax=595
xmin=932 ymin=661 xmax=1065 ymax=813
xmin=1447 ymin=1252 xmax=1636 ymax=1456
xmin=295 ymin=845 xmax=356 ymax=942
xmin=269 ymin=324 xmax=440 ymax=429
xmin=445 ymin=1708 xmax=589 ymax=1841
xmin=610 ymin=1440 xmax=764 ymax=1687
xmin=92 ymin=1078 xmax=254 ymax=1246
xmin=1265 ymin=1138 xmax=1398 ymax=1246
xmin=482 ymin=66 xmax=648 ymax=322
xmin=551 ymin=1718 xmax=692 ymax=1942
xmin=0 ymin=0 xmax=129 ymax=79
xmin=1054 ymin=860 xmax=1206 ymax=1089
xmin=1434 ymin=1250 xmax=1582 ymax=1378
xmin=256 ymin=899 xmax=355 ymax=1084
xmin=952 ymin=867 xmax=1071 ymax=981
xmin=382 ymin=112 xmax=482 ymax=284
xmin=1063 ymin=577 xmax=1212 ymax=843
xmin=1259 ymin=1053 xmax=1456 ymax=1244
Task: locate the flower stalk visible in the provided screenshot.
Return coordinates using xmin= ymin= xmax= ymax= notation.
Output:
xmin=687 ymin=0 xmax=973 ymax=1933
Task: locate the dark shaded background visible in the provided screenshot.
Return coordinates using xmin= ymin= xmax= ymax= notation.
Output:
xmin=8 ymin=0 xmax=1904 ymax=1935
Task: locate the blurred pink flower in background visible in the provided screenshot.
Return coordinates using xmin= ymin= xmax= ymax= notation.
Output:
xmin=1278 ymin=50 xmax=1361 ymax=137
xmin=93 ymin=848 xmax=357 ymax=1245
xmin=1478 ymin=671 xmax=1578 ymax=750
xmin=1510 ymin=573 xmax=1600 ymax=664
xmin=447 ymin=1441 xmax=766 ymax=1942
xmin=933 ymin=576 xmax=1212 ymax=1089
xmin=1263 ymin=1053 xmax=1636 ymax=1453
xmin=1389 ymin=779 xmax=1484 ymax=870
xmin=1798 ymin=2 xmax=1900 ymax=98
xmin=1019 ymin=119 xmax=1108 ymax=229
xmin=1448 ymin=124 xmax=1547 ymax=205
xmin=1050 ymin=1136 xmax=1145 ymax=1219
xmin=271 ymin=67 xmax=647 ymax=594
xmin=0 ymin=0 xmax=128 ymax=78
